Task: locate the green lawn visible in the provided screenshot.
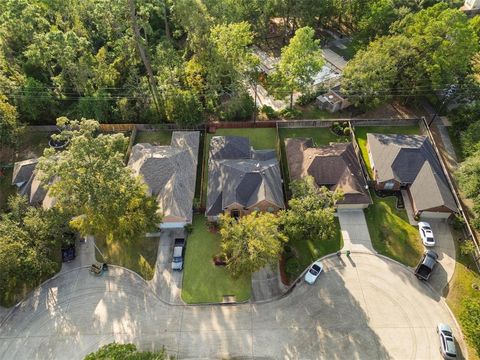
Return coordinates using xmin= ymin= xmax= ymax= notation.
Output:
xmin=182 ymin=215 xmax=251 ymax=303
xmin=94 ymin=234 xmax=160 ymax=280
xmin=354 ymin=125 xmax=420 ymax=178
xmin=209 ymin=128 xmax=277 ymax=149
xmin=134 ymin=130 xmax=172 ymax=145
xmin=285 ymin=218 xmax=343 ymax=281
xmin=446 ymin=233 xmax=480 ymax=360
xmin=365 ymin=192 xmax=423 ymax=267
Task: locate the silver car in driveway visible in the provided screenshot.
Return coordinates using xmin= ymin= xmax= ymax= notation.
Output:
xmin=437 ymin=323 xmax=457 ymax=359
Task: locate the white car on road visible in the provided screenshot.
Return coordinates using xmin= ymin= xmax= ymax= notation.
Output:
xmin=304 ymin=261 xmax=324 ymax=285
xmin=418 ymin=222 xmax=435 ymax=247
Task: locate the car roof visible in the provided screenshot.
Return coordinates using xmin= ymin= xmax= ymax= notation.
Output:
xmin=173 ymin=247 xmax=183 ymax=257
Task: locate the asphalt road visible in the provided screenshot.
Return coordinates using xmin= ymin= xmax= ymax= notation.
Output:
xmin=0 ymin=253 xmax=464 ymax=360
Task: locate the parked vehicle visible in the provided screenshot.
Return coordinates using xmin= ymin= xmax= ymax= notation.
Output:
xmin=418 ymin=222 xmax=435 ymax=247
xmin=437 ymin=323 xmax=457 ymax=359
xmin=171 ymin=238 xmax=186 ymax=271
xmin=414 ymin=250 xmax=438 ymax=280
xmin=304 ymin=261 xmax=324 ymax=285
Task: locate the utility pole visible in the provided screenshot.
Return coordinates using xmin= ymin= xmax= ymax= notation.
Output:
xmin=428 ymin=85 xmax=457 ymax=127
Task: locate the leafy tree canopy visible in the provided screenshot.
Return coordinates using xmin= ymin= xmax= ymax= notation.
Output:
xmin=37 ymin=117 xmax=161 ymax=242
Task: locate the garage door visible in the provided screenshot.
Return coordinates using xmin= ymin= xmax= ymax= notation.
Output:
xmin=160 ymin=222 xmax=186 ymax=229
xmin=420 ymin=211 xmax=451 ymax=219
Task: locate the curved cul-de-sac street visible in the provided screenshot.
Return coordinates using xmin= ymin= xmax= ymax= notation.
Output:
xmin=0 ymin=253 xmax=464 ymax=360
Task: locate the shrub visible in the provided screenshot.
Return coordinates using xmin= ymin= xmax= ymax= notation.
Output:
xmin=261 ymin=105 xmax=278 ymax=119
xmin=279 ymin=107 xmax=301 ymax=119
xmin=218 ymin=92 xmax=255 ymax=121
xmin=343 ymin=127 xmax=351 ymax=136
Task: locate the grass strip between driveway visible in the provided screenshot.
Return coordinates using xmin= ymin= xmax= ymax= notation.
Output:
xmin=365 ymin=192 xmax=423 ymax=268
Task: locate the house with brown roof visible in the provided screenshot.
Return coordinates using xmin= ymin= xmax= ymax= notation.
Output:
xmin=285 ymin=139 xmax=371 ymax=209
xmin=206 ymin=136 xmax=285 ymax=221
xmin=367 ymin=133 xmax=457 ymax=219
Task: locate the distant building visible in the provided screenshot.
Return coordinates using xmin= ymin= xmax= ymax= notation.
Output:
xmin=316 ymin=85 xmax=350 ymax=113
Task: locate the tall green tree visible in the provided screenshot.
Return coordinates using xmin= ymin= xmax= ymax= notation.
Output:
xmin=0 ymin=95 xmax=24 ymax=149
xmin=343 ymin=3 xmax=478 ymax=107
xmin=281 ymin=176 xmax=341 ymax=246
xmin=220 ymin=212 xmax=287 ymax=278
xmin=37 ymin=117 xmax=161 ymax=242
xmin=0 ymin=194 xmax=68 ymax=306
xmin=273 ymin=27 xmax=324 ymax=108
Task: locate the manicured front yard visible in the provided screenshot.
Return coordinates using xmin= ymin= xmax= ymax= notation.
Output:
xmin=182 ymin=215 xmax=251 ymax=303
xmin=285 ymin=218 xmax=343 ymax=281
xmin=94 ymin=234 xmax=160 ymax=280
xmin=365 ymin=192 xmax=423 ymax=267
xmin=354 ymin=125 xmax=420 ymax=178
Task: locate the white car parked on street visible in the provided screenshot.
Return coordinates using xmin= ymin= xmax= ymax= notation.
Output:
xmin=418 ymin=222 xmax=435 ymax=247
xmin=304 ymin=261 xmax=324 ymax=285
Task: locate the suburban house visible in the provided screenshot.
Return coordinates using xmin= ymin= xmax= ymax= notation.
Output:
xmin=285 ymin=139 xmax=371 ymax=209
xmin=206 ymin=136 xmax=285 ymax=221
xmin=367 ymin=133 xmax=457 ymax=218
xmin=316 ymin=85 xmax=350 ymax=113
xmin=128 ymin=131 xmax=200 ymax=229
xmin=11 ymin=158 xmax=54 ymax=209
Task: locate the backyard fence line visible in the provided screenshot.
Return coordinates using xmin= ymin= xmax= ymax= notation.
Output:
xmin=422 ymin=117 xmax=480 ymax=272
xmin=348 ymin=123 xmax=372 ymax=184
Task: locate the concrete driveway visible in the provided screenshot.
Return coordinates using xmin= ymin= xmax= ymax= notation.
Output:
xmin=338 ymin=210 xmax=374 ymax=253
xmin=149 ymin=230 xmax=184 ymax=304
xmin=0 ymin=253 xmax=464 ymax=359
xmin=422 ymin=219 xmax=457 ymax=295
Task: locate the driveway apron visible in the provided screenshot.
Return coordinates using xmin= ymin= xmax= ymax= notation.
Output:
xmin=338 ymin=210 xmax=374 ymax=253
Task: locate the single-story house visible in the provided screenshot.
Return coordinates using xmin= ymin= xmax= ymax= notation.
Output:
xmin=11 ymin=158 xmax=53 ymax=209
xmin=285 ymin=139 xmax=371 ymax=209
xmin=367 ymin=133 xmax=457 ymax=219
xmin=128 ymin=131 xmax=200 ymax=229
xmin=316 ymin=85 xmax=350 ymax=113
xmin=206 ymin=136 xmax=285 ymax=221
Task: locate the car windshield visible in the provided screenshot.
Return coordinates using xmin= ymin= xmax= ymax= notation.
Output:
xmin=173 ymin=257 xmax=182 ymax=262
xmin=424 ymin=226 xmax=431 ymax=231
xmin=443 ymin=330 xmax=452 ymax=337
xmin=426 ymin=237 xmax=434 ymax=242
xmin=309 ymin=268 xmax=319 ymax=276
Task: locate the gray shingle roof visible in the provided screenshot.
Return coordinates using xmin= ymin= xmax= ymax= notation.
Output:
xmin=367 ymin=133 xmax=456 ymax=213
xmin=12 ymin=158 xmax=38 ymax=185
xmin=128 ymin=131 xmax=200 ymax=223
xmin=285 ymin=138 xmax=371 ymax=205
xmin=206 ymin=136 xmax=284 ymax=216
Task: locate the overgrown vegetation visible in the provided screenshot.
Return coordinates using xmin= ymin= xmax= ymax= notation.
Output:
xmin=0 ymin=195 xmax=70 ymax=306
xmin=84 ymin=342 xmax=171 ymax=360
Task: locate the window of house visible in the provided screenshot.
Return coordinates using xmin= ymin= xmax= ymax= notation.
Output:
xmin=384 ymin=181 xmax=394 ymax=190
xmin=267 ymin=207 xmax=274 ymax=212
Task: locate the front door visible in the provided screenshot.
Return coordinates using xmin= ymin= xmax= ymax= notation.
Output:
xmin=231 ymin=209 xmax=240 ymax=220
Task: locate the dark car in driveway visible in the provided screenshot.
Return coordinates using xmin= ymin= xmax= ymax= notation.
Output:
xmin=414 ymin=250 xmax=438 ymax=281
